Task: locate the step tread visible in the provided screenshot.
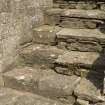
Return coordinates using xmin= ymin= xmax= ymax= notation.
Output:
xmin=56 ymin=51 xmax=100 ymax=66
xmin=3 ymin=67 xmax=81 ymax=98
xmin=56 ymin=28 xmax=105 ymax=39
xmin=45 ymin=8 xmax=105 ymax=19
xmin=0 ymin=88 xmax=66 ymax=105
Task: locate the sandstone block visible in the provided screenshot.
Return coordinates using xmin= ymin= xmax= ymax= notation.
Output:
xmin=33 ymin=25 xmax=61 ymax=45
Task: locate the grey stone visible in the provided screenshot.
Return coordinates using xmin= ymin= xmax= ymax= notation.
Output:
xmin=45 ymin=8 xmax=105 ymax=19
xmin=56 ymin=51 xmax=101 ymax=69
xmin=33 ymin=25 xmax=61 ymax=45
xmin=0 ymin=88 xmax=67 ymax=105
xmin=56 ymin=28 xmax=105 ymax=52
xmin=3 ymin=67 xmax=81 ymax=100
xmin=76 ymin=99 xmax=89 ymax=105
xmin=95 ymin=102 xmax=105 ymax=105
xmin=74 ymin=78 xmax=104 ymax=102
xmin=76 ymin=1 xmax=97 ymax=10
xmin=19 ymin=44 xmax=64 ymax=67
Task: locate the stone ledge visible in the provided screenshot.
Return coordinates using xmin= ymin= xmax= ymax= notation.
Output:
xmin=3 ymin=67 xmax=80 ymax=101
xmin=0 ymin=88 xmax=67 ymax=105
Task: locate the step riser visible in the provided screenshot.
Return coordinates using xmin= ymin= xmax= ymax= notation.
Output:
xmin=44 ymin=15 xmax=103 ymax=29
xmin=57 ymin=37 xmax=104 ymax=52
xmin=54 ymin=1 xmax=105 ymax=10
xmin=54 ymin=64 xmax=104 ymax=78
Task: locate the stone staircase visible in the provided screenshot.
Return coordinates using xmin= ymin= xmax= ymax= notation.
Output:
xmin=1 ymin=0 xmax=105 ymax=105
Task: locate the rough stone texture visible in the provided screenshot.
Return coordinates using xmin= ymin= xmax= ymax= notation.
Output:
xmin=57 ymin=28 xmax=105 ymax=52
xmin=45 ymin=8 xmax=105 ymax=19
xmin=19 ymin=44 xmax=64 ymax=68
xmin=74 ymin=78 xmax=104 ymax=102
xmin=56 ymin=51 xmax=102 ymax=69
xmin=0 ymin=0 xmax=53 ymax=72
xmin=54 ymin=1 xmax=105 ymax=10
xmin=45 ymin=14 xmax=103 ymax=29
xmin=3 ymin=67 xmax=81 ymax=100
xmin=33 ymin=25 xmax=61 ymax=45
xmin=95 ymin=102 xmax=105 ymax=105
xmin=1 ymin=13 xmax=21 ymax=72
xmin=0 ymin=88 xmax=66 ymax=105
xmin=76 ymin=99 xmax=89 ymax=105
xmin=0 ymin=74 xmax=4 ymax=87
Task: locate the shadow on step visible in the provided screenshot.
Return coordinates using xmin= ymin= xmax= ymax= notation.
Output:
xmin=86 ymin=29 xmax=105 ymax=94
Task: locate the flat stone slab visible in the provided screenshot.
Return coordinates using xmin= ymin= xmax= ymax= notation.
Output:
xmin=56 ymin=28 xmax=105 ymax=52
xmin=33 ymin=25 xmax=61 ymax=45
xmin=19 ymin=44 xmax=64 ymax=68
xmin=0 ymin=88 xmax=67 ymax=105
xmin=56 ymin=51 xmax=105 ymax=69
xmin=45 ymin=8 xmax=105 ymax=19
xmin=3 ymin=67 xmax=81 ymax=100
xmin=57 ymin=28 xmax=105 ymax=40
xmin=74 ymin=78 xmax=104 ymax=102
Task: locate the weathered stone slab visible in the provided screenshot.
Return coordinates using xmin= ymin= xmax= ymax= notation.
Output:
xmin=3 ymin=67 xmax=81 ymax=100
xmin=62 ymin=9 xmax=105 ymax=19
xmin=45 ymin=14 xmax=103 ymax=29
xmin=74 ymin=78 xmax=104 ymax=102
xmin=56 ymin=51 xmax=104 ymax=69
xmin=19 ymin=44 xmax=64 ymax=68
xmin=0 ymin=88 xmax=67 ymax=105
xmin=76 ymin=99 xmax=89 ymax=105
xmin=45 ymin=8 xmax=105 ymax=19
xmin=56 ymin=28 xmax=105 ymax=52
xmin=33 ymin=25 xmax=61 ymax=45
xmin=59 ymin=18 xmax=102 ymax=29
xmin=95 ymin=102 xmax=105 ymax=105
xmin=54 ymin=1 xmax=105 ymax=10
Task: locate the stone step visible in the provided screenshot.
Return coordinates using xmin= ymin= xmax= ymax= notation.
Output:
xmin=0 ymin=88 xmax=69 ymax=105
xmin=54 ymin=0 xmax=104 ymax=10
xmin=55 ymin=51 xmax=105 ymax=71
xmin=33 ymin=25 xmax=61 ymax=45
xmin=56 ymin=28 xmax=105 ymax=52
xmin=3 ymin=67 xmax=80 ymax=104
xmin=33 ymin=25 xmax=105 ymax=52
xmin=45 ymin=8 xmax=105 ymax=19
xmin=18 ymin=44 xmax=64 ymax=68
xmin=53 ymin=0 xmax=105 ymax=10
xmin=44 ymin=8 xmax=105 ymax=29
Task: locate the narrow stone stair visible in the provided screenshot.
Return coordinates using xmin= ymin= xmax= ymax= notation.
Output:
xmin=1 ymin=0 xmax=105 ymax=105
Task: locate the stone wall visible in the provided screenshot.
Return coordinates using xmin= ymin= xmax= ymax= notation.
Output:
xmin=0 ymin=0 xmax=53 ymax=72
